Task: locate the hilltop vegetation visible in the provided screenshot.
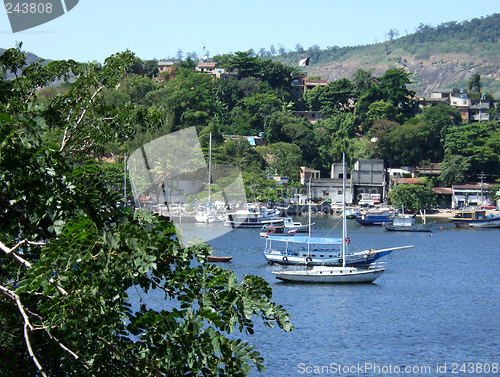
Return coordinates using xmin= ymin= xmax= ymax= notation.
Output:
xmin=267 ymin=13 xmax=500 ymax=98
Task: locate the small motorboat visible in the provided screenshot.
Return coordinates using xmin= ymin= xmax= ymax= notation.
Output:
xmin=207 ymin=256 xmax=233 ymax=263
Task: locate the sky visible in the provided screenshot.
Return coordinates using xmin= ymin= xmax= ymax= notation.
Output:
xmin=1 ymin=0 xmax=499 ymax=63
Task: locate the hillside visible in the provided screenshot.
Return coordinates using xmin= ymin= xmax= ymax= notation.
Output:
xmin=274 ymin=13 xmax=500 ymax=98
xmin=3 ymin=14 xmax=500 ymax=97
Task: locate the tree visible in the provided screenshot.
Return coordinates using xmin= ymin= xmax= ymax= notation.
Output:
xmin=217 ymin=51 xmax=262 ymax=79
xmin=388 ymin=184 xmax=437 ymax=211
xmin=0 ymin=46 xmax=293 ymax=376
xmin=303 ymin=78 xmax=356 ymax=116
xmin=256 ymin=142 xmax=303 ymax=182
xmin=352 ymin=68 xmax=374 ymax=91
xmin=146 ymin=68 xmax=217 ymax=133
xmin=468 ymin=73 xmax=481 ymax=93
xmin=122 ymin=74 xmax=155 ymax=104
xmin=439 ymin=154 xmax=471 ymax=186
xmin=443 ymin=121 xmax=500 ymax=177
xmin=1 ymin=43 xmax=136 ymax=157
xmin=377 ymin=68 xmax=416 ymax=119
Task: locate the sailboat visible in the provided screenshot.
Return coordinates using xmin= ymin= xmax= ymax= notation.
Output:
xmin=195 ymin=132 xmax=223 ymax=223
xmin=272 ymin=154 xmax=387 ymax=284
xmin=264 ymin=169 xmax=412 ymax=267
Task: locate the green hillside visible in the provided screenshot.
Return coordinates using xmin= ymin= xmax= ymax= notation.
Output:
xmin=270 ymin=13 xmax=500 ymax=98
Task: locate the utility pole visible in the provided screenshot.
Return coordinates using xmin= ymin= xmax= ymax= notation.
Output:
xmin=478 ymin=172 xmax=486 ymax=206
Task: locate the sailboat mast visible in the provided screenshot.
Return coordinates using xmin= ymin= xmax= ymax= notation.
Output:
xmin=308 ymin=177 xmax=311 ymax=256
xmin=208 ymin=132 xmax=212 ymax=205
xmin=342 ymin=153 xmax=346 ymax=268
xmin=308 ymin=177 xmax=312 ymax=237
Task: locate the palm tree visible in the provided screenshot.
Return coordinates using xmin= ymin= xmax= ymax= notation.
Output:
xmin=352 ymin=68 xmax=374 ymax=91
xmin=468 ymin=73 xmax=481 ymax=93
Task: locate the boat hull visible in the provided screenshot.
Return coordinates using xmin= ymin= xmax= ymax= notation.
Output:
xmin=355 ymin=217 xmax=393 ymax=226
xmin=207 ymin=256 xmax=232 ymax=262
xmin=469 ymin=219 xmax=500 ymax=228
xmin=382 ymin=222 xmax=434 ymax=232
xmin=273 ymin=266 xmax=385 ymax=283
xmin=225 ymin=218 xmax=284 ymax=228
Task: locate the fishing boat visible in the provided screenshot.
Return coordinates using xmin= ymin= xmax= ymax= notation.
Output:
xmin=448 ymin=208 xmax=500 ymax=228
xmin=272 ymin=154 xmax=387 ymax=284
xmin=355 ymin=208 xmax=394 ymax=225
xmin=383 ymin=208 xmax=434 ymax=232
xmin=224 ymin=204 xmax=283 ymax=228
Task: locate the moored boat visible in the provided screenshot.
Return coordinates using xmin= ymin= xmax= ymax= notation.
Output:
xmin=383 ymin=212 xmax=435 ymax=232
xmin=272 ymin=154 xmax=392 ymax=284
xmin=207 ymin=256 xmax=233 ymax=262
xmin=260 ymin=226 xmax=297 ymax=238
xmin=355 ymin=208 xmax=394 ymax=225
xmin=224 ymin=204 xmax=283 ymax=228
xmin=448 ymin=208 xmax=500 ymax=228
xmin=273 ymin=263 xmax=385 ymax=283
xmin=262 ymin=235 xmax=412 ymax=266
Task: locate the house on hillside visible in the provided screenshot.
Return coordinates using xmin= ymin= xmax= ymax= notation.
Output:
xmin=292 ymin=110 xmax=323 ymax=123
xmin=417 ymin=89 xmax=497 ymax=123
xmin=451 ymin=182 xmax=493 ymax=209
xmin=195 ymin=61 xmax=234 ymax=79
xmin=290 ymin=75 xmax=328 ymax=100
xmin=298 ymin=160 xmax=385 ymax=205
xmin=157 ymin=61 xmax=176 ymax=81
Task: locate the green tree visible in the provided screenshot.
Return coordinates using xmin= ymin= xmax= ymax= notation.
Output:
xmin=468 ymin=73 xmax=482 ymax=93
xmin=352 ymin=68 xmax=374 ymax=91
xmin=439 ymin=154 xmax=471 ymax=186
xmin=388 ymin=184 xmax=437 ymax=210
xmin=235 ymin=92 xmax=282 ymax=134
xmin=384 ymin=120 xmax=434 ymax=166
xmin=304 ymin=78 xmax=356 ymax=116
xmin=122 ymin=74 xmax=155 ymax=104
xmin=444 ymin=121 xmax=500 ymax=177
xmin=256 ymin=142 xmax=303 ymax=182
xmin=146 ymin=68 xmax=216 ymax=133
xmin=216 ymin=51 xmax=262 ymax=79
xmin=0 ymin=46 xmax=293 ymax=376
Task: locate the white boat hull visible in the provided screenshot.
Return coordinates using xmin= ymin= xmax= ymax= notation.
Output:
xmin=469 ymin=219 xmax=500 ymax=228
xmin=273 ymin=266 xmax=385 ymax=283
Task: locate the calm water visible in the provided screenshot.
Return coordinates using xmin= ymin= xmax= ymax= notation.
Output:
xmin=130 ymin=216 xmax=500 ymax=377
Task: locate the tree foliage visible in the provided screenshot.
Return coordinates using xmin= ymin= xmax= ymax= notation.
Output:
xmin=388 ymin=184 xmax=437 ymax=210
xmin=0 ymin=46 xmax=293 ymax=376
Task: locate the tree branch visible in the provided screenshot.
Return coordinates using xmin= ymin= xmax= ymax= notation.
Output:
xmin=59 ymin=85 xmax=105 ymax=153
xmin=0 ymin=239 xmax=45 ymax=269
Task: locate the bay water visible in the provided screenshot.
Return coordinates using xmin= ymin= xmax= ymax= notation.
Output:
xmin=130 ymin=216 xmax=500 ymax=376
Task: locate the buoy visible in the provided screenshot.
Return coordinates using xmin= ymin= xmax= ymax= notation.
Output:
xmin=440 ymin=226 xmax=443 ymax=230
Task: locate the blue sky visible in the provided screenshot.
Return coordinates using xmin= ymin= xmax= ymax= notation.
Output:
xmin=1 ymin=0 xmax=499 ymax=63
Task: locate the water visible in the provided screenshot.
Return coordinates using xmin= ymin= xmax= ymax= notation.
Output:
xmin=131 ymin=217 xmax=500 ymax=376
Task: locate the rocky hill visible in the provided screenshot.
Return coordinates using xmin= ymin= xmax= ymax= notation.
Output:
xmin=274 ymin=13 xmax=500 ymax=98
